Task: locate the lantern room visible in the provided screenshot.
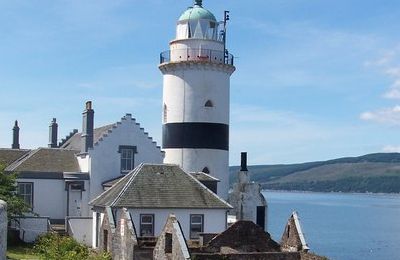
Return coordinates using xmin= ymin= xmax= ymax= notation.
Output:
xmin=176 ymin=0 xmax=222 ymax=41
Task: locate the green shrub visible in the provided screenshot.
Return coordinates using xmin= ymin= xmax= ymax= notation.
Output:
xmin=34 ymin=232 xmax=89 ymax=260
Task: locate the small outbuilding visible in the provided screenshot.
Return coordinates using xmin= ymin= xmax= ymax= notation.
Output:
xmin=89 ymin=163 xmax=232 ymax=252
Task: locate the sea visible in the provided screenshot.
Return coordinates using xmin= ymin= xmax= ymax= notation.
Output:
xmin=263 ymin=191 xmax=400 ymax=260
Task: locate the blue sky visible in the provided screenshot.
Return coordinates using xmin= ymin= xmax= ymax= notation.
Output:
xmin=1 ymin=0 xmax=400 ymax=165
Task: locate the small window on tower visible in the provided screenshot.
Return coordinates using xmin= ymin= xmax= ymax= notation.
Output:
xmin=205 ymin=100 xmax=213 ymax=107
xmin=163 ymin=104 xmax=168 ymax=122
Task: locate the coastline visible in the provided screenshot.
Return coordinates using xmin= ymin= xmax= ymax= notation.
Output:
xmin=262 ymin=189 xmax=400 ymax=196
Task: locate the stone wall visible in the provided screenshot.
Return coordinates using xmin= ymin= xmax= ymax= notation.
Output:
xmin=112 ymin=208 xmax=137 ymax=260
xmin=0 ymin=200 xmax=7 ymax=260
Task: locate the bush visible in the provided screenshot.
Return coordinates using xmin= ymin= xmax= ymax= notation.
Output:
xmin=34 ymin=232 xmax=89 ymax=260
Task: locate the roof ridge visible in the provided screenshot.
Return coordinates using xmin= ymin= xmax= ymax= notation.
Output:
xmin=110 ymin=163 xmax=145 ymax=207
xmin=5 ymin=148 xmax=41 ymax=171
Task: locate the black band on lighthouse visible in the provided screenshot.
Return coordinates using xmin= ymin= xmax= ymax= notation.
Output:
xmin=163 ymin=123 xmax=229 ymax=150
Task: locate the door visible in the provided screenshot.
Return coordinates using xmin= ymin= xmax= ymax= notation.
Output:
xmin=256 ymin=206 xmax=266 ymax=230
xmin=68 ymin=184 xmax=83 ymax=217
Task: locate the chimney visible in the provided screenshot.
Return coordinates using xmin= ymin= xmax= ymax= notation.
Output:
xmin=48 ymin=118 xmax=58 ymax=148
xmin=12 ymin=120 xmax=20 ymax=149
xmin=81 ymin=101 xmax=94 ymax=153
xmin=238 ymin=152 xmax=250 ymax=185
xmin=240 ymin=152 xmax=248 ymax=172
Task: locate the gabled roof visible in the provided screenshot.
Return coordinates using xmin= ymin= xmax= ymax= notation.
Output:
xmin=60 ymin=124 xmax=115 ymax=150
xmin=0 ymin=149 xmax=30 ymax=167
xmin=90 ymin=164 xmax=232 ymax=209
xmin=6 ymin=148 xmax=80 ymax=173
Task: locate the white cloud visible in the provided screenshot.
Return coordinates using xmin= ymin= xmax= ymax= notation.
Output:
xmin=361 ymin=106 xmax=400 ymax=125
xmin=382 ymin=145 xmax=400 ymax=153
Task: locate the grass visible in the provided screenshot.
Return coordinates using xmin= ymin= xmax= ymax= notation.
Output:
xmin=6 ymin=245 xmax=41 ymax=260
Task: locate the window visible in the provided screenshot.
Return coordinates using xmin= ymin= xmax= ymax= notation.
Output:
xmin=205 ymin=100 xmax=213 ymax=107
xmin=119 ymin=146 xmax=137 ymax=173
xmin=140 ymin=214 xmax=154 ymax=237
xmin=190 ymin=214 xmax=204 ymax=239
xmin=163 ymin=104 xmax=168 ymax=122
xmin=17 ymin=182 xmax=33 ymax=208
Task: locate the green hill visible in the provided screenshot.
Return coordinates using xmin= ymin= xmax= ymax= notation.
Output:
xmin=229 ymin=153 xmax=400 ymax=193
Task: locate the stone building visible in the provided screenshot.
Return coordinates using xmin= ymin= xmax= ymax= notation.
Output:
xmin=0 ymin=200 xmax=7 ymax=260
xmin=228 ymin=152 xmax=268 ymax=230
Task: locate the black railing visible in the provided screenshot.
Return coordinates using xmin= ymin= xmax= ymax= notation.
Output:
xmin=160 ymin=48 xmax=234 ymax=66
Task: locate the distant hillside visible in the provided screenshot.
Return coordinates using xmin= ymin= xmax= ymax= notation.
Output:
xmin=229 ymin=153 xmax=400 ymax=193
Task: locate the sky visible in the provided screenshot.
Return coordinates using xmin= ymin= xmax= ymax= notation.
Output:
xmin=1 ymin=0 xmax=400 ymax=165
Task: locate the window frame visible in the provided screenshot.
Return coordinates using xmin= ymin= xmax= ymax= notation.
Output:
xmin=190 ymin=214 xmax=204 ymax=239
xmin=17 ymin=182 xmax=34 ymax=208
xmin=140 ymin=214 xmax=155 ymax=237
xmin=118 ymin=145 xmax=137 ymax=174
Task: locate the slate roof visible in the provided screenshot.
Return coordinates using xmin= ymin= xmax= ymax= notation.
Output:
xmin=0 ymin=149 xmax=30 ymax=167
xmin=102 ymin=176 xmax=124 ymax=188
xmin=6 ymin=148 xmax=80 ymax=173
xmin=60 ymin=124 xmax=115 ymax=150
xmin=90 ymin=164 xmax=232 ymax=209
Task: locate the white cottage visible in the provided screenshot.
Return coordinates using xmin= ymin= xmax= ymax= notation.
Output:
xmin=89 ymin=163 xmax=232 ymax=249
xmin=1 ymin=102 xmax=164 ymax=242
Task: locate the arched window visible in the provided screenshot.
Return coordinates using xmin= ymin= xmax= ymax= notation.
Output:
xmin=205 ymin=100 xmax=213 ymax=107
xmin=163 ymin=104 xmax=167 ymax=122
xmin=202 ymin=167 xmax=210 ymax=174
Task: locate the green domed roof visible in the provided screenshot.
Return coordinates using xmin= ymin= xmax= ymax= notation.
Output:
xmin=178 ymin=2 xmax=216 ymax=22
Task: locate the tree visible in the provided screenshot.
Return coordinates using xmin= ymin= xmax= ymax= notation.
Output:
xmin=0 ymin=164 xmax=31 ymax=219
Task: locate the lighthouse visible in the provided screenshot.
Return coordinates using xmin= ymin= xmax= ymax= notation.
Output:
xmin=159 ymin=0 xmax=235 ymax=199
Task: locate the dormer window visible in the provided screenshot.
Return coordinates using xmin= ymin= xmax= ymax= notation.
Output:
xmin=119 ymin=146 xmax=137 ymax=173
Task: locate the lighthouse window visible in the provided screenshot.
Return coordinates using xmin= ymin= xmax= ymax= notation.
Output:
xmin=205 ymin=100 xmax=214 ymax=107
xmin=163 ymin=104 xmax=168 ymax=122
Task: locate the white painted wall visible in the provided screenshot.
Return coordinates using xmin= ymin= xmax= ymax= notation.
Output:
xmin=88 ymin=114 xmax=164 ymax=201
xmin=67 ymin=217 xmax=93 ymax=246
xmin=18 ymin=179 xmax=67 ymax=220
xmin=11 ymin=217 xmax=49 ymax=243
xmin=0 ymin=200 xmax=6 ymax=260
xmin=127 ymin=208 xmax=227 ymax=239
xmin=162 ymin=68 xmax=230 ymax=124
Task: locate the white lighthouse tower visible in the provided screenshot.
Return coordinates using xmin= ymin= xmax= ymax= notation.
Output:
xmin=159 ymin=0 xmax=235 ymax=199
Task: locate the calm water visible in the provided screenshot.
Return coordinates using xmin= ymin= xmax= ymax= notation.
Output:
xmin=263 ymin=191 xmax=400 ymax=260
